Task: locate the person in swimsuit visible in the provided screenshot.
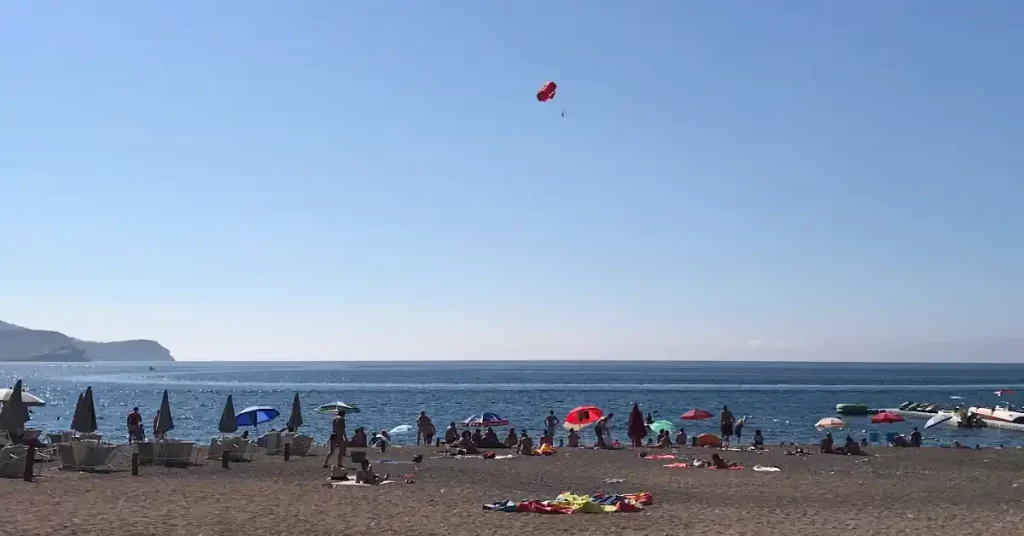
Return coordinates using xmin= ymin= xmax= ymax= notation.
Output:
xmin=323 ymin=410 xmax=346 ymax=468
xmin=355 ymin=459 xmax=388 ymax=485
xmin=719 ymin=406 xmax=735 ymax=444
xmin=416 ymin=411 xmax=433 ymax=446
xmin=127 ymin=407 xmax=142 ymax=443
xmin=544 ymin=411 xmax=559 ymax=441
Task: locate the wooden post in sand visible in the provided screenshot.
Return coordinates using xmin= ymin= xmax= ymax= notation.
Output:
xmin=221 ymin=450 xmax=230 ymax=469
xmin=284 ymin=442 xmax=291 ymax=462
xmin=23 ymin=444 xmax=35 ymax=482
xmin=131 ymin=453 xmax=140 ymax=476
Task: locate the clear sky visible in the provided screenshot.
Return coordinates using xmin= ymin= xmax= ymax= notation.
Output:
xmin=2 ymin=2 xmax=1022 ymax=362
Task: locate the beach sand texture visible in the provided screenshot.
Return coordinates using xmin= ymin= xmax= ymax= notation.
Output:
xmin=2 ymin=445 xmax=1023 ymax=535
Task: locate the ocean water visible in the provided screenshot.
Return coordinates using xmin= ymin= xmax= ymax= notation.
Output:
xmin=4 ymin=361 xmax=1024 ymax=447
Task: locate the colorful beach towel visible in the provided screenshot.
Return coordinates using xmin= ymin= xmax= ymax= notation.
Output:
xmin=484 ymin=492 xmax=653 ymax=514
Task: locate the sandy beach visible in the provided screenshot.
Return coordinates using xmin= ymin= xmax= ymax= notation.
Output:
xmin=3 ymin=444 xmax=1024 ymax=535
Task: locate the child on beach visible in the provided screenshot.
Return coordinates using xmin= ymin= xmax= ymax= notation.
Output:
xmin=355 ymin=459 xmax=388 ymax=485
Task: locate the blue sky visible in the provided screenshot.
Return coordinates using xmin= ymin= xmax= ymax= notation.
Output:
xmin=2 ymin=2 xmax=1022 ymax=361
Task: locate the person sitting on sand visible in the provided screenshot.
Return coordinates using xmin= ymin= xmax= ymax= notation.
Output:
xmin=472 ymin=429 xmax=483 ymax=447
xmin=505 ymin=428 xmax=518 ymax=448
xmin=675 ymin=428 xmax=687 ymax=447
xmin=482 ymin=427 xmax=500 ymax=448
xmin=910 ymin=427 xmax=922 ymax=447
xmin=445 ymin=422 xmax=459 ymax=445
xmin=656 ymin=430 xmax=671 ymax=449
xmin=567 ymin=429 xmax=580 ymax=448
xmin=517 ymin=431 xmax=534 ymax=455
xmin=844 ymin=435 xmax=861 ymax=455
xmin=752 ymin=429 xmax=765 ymax=449
xmin=355 ymin=459 xmax=388 ymax=485
xmin=711 ymin=453 xmax=737 ymax=469
xmin=350 ymin=427 xmax=368 ymax=448
xmin=820 ymin=432 xmax=834 ymax=454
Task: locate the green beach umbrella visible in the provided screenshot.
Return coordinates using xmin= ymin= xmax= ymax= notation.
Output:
xmin=648 ymin=420 xmax=676 ymax=435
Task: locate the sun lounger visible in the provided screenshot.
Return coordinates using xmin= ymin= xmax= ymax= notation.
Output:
xmin=289 ymin=435 xmax=313 ymax=456
xmin=58 ymin=442 xmax=130 ymax=473
xmin=264 ymin=432 xmax=284 ymax=455
xmin=206 ymin=437 xmax=255 ymax=462
xmin=0 ymin=445 xmax=29 ymax=478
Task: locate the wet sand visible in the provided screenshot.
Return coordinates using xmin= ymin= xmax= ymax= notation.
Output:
xmin=2 ymin=444 xmax=1023 ymax=535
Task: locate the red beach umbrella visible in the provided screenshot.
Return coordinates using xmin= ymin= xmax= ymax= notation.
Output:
xmin=564 ymin=405 xmax=603 ymax=431
xmin=870 ymin=412 xmax=904 ymax=424
xmin=680 ymin=409 xmax=713 ymax=421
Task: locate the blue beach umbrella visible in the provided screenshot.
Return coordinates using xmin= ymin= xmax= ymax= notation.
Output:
xmin=462 ymin=412 xmax=510 ymax=427
xmin=235 ymin=406 xmax=280 ymax=430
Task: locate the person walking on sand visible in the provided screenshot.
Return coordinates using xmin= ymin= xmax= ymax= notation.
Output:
xmin=720 ymin=405 xmax=735 ymax=444
xmin=323 ymin=409 xmax=347 ymax=468
xmin=544 ymin=410 xmax=559 ymax=441
xmin=416 ymin=411 xmax=433 ymax=446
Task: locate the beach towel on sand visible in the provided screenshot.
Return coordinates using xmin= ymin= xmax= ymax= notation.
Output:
xmin=329 ymin=480 xmax=395 ymax=487
xmin=484 ymin=492 xmax=652 ymax=514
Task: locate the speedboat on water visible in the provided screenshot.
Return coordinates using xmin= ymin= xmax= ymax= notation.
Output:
xmin=966 ymin=403 xmax=1023 ymax=424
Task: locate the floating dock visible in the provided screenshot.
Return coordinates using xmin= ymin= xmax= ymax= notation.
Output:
xmin=877 ymin=408 xmax=1024 ymax=433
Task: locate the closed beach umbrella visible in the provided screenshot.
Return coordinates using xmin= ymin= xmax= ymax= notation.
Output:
xmin=461 ymin=412 xmax=509 ymax=427
xmin=564 ymin=405 xmax=603 ymax=431
xmin=649 ymin=420 xmax=677 ymax=435
xmin=681 ymin=409 xmax=713 ymax=421
xmin=627 ymin=403 xmax=647 ymax=441
xmin=0 ymin=388 xmax=46 ymax=407
xmin=155 ymin=390 xmax=175 ymax=437
xmin=70 ymin=393 xmax=86 ymax=433
xmin=815 ymin=417 xmax=845 ymax=430
xmin=0 ymin=380 xmax=30 ymax=433
xmin=870 ymin=412 xmax=904 ymax=424
xmin=84 ymin=386 xmax=98 ymax=434
xmin=218 ymin=394 xmax=238 ymax=434
xmin=286 ymin=392 xmax=303 ymax=431
xmin=235 ymin=406 xmax=279 ymax=428
xmin=317 ymin=401 xmax=360 ymax=414
xmin=924 ymin=413 xmax=953 ymax=430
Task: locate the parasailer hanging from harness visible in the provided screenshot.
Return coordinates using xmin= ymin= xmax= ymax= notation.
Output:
xmin=536 ymin=81 xmax=564 ymax=118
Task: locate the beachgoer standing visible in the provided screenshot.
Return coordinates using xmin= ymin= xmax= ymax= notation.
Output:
xmin=720 ymin=405 xmax=735 ymax=444
xmin=127 ymin=407 xmax=142 ymax=443
xmin=323 ymin=409 xmax=347 ymax=468
xmin=416 ymin=411 xmax=432 ymax=446
xmin=544 ymin=410 xmax=559 ymax=440
xmin=595 ymin=413 xmax=614 ymax=448
xmin=645 ymin=413 xmax=654 ymax=425
xmin=734 ymin=416 xmax=745 ymax=441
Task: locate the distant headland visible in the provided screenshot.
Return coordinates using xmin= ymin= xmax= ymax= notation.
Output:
xmin=0 ymin=320 xmax=174 ymax=362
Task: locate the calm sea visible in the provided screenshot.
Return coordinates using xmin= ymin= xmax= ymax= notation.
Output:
xmin=4 ymin=361 xmax=1024 ymax=447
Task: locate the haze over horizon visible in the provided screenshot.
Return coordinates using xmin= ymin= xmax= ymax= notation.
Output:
xmin=3 ymin=2 xmax=1022 ymax=362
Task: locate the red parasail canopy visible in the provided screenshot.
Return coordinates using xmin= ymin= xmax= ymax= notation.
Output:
xmin=536 ymin=81 xmax=557 ymax=102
